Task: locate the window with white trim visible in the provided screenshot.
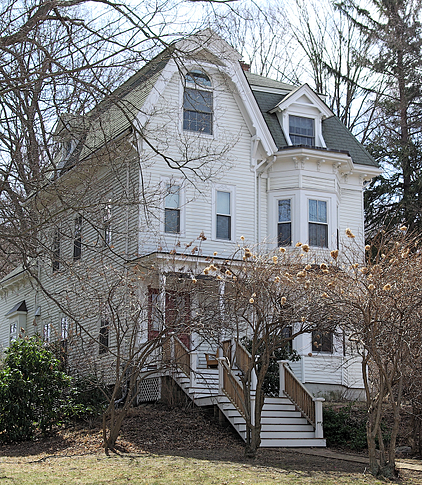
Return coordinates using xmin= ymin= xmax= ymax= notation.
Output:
xmin=73 ymin=215 xmax=82 ymax=260
xmin=164 ymin=184 xmax=181 ymax=234
xmin=183 ymin=70 xmax=213 ymax=135
xmin=309 ymin=199 xmax=328 ymax=248
xmin=10 ymin=322 xmax=17 ymax=343
xmin=103 ymin=201 xmax=112 ymax=246
xmin=216 ymin=190 xmax=231 ymax=240
xmin=312 ymin=330 xmax=333 ymax=353
xmin=278 ymin=199 xmax=291 ymax=246
xmin=43 ymin=323 xmax=51 ymax=343
xmin=289 ymin=115 xmax=315 ymax=146
xmin=52 ymin=226 xmax=60 ymax=272
xmin=99 ymin=318 xmax=109 ymax=355
xmin=61 ymin=316 xmax=68 ymax=340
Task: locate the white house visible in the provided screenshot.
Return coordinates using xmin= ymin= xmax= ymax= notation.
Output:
xmin=0 ymin=30 xmax=380 ymax=447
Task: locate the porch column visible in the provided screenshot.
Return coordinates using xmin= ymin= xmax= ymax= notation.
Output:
xmin=190 ymin=352 xmax=198 ymax=388
xmin=277 ymin=360 xmax=289 ymax=397
xmin=313 ymin=397 xmax=325 ymax=438
xmin=217 ymin=357 xmax=225 ymax=395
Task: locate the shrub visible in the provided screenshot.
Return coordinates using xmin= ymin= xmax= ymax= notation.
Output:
xmin=0 ymin=337 xmax=71 ymax=442
xmin=323 ymin=404 xmax=367 ymax=451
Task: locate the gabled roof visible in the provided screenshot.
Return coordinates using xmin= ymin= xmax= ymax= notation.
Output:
xmin=6 ymin=300 xmax=27 ymax=315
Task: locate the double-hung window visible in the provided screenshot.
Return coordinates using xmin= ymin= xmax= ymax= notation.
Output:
xmin=99 ymin=318 xmax=109 ymax=354
xmin=43 ymin=323 xmax=51 ymax=343
xmin=103 ymin=201 xmax=112 ymax=246
xmin=73 ymin=215 xmax=82 ymax=260
xmin=164 ymin=184 xmax=180 ymax=234
xmin=312 ymin=331 xmax=333 ymax=353
xmin=183 ymin=70 xmax=213 ymax=135
xmin=289 ymin=115 xmax=315 ymax=146
xmin=278 ymin=199 xmax=291 ymax=246
xmin=309 ymin=199 xmax=328 ymax=248
xmin=52 ymin=227 xmax=60 ymax=272
xmin=10 ymin=322 xmax=17 ymax=343
xmin=216 ymin=190 xmax=231 ymax=240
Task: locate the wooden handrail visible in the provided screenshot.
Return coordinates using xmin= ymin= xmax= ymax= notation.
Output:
xmin=283 ymin=364 xmax=315 ymax=426
xmin=235 ymin=339 xmax=252 ymax=374
xmin=221 ymin=360 xmax=246 ymax=419
xmin=222 ymin=339 xmax=231 ymax=361
xmin=173 ymin=336 xmax=190 ymax=377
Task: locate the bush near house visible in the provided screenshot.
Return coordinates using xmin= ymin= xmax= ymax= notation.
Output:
xmin=0 ymin=337 xmax=107 ymax=443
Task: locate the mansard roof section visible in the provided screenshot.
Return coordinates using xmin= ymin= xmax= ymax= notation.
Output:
xmin=322 ymin=116 xmax=378 ymax=168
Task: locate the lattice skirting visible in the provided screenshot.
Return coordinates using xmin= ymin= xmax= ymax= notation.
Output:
xmin=136 ymin=377 xmax=161 ymax=404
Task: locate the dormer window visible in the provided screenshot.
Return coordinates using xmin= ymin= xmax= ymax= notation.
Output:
xmin=289 ymin=116 xmax=314 ymax=146
xmin=183 ymin=70 xmax=213 ymax=135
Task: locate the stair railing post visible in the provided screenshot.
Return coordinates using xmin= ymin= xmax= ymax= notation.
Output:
xmin=313 ymin=397 xmax=325 ymax=438
xmin=190 ymin=352 xmax=198 ymax=388
xmin=217 ymin=357 xmax=225 ymax=395
xmin=277 ymin=360 xmax=289 ymax=397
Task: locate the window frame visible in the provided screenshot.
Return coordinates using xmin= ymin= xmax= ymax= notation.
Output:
xmin=99 ymin=317 xmax=109 ymax=355
xmin=213 ymin=185 xmax=236 ymax=242
xmin=289 ymin=115 xmax=315 ymax=147
xmin=161 ymin=178 xmax=185 ymax=236
xmin=73 ymin=215 xmax=82 ymax=260
xmin=308 ymin=198 xmax=329 ymax=248
xmin=277 ymin=198 xmax=292 ymax=247
xmin=52 ymin=226 xmax=61 ymax=272
xmin=312 ymin=330 xmax=333 ymax=353
xmin=182 ymin=69 xmax=213 ymax=136
xmin=102 ymin=200 xmax=112 ymax=247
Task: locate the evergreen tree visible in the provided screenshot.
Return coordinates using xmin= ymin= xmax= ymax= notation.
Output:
xmin=338 ymin=0 xmax=422 ymax=233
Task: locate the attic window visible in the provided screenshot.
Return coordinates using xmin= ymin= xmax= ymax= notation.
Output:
xmin=183 ymin=70 xmax=213 ymax=135
xmin=289 ymin=116 xmax=314 ymax=146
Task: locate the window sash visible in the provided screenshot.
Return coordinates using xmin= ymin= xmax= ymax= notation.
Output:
xmin=164 ymin=208 xmax=180 ymax=234
xmin=309 ymin=222 xmax=328 ymax=248
xmin=99 ymin=319 xmax=109 ymax=354
xmin=183 ymin=88 xmax=213 ymax=135
xmin=216 ymin=214 xmax=231 ymax=240
xmin=289 ymin=115 xmax=315 ymax=146
xmin=73 ymin=215 xmax=82 ymax=260
xmin=312 ymin=331 xmax=333 ymax=353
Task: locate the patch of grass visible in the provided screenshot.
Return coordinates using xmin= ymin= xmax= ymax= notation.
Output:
xmin=0 ymin=453 xmax=396 ymax=485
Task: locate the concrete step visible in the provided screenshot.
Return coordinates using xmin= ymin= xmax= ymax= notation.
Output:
xmin=260 ymin=438 xmax=326 ymax=447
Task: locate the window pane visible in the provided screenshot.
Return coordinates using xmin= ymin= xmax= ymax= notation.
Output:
xmin=278 ymin=222 xmax=291 ymax=246
xmin=309 ymin=222 xmax=328 ymax=247
xmin=318 ymin=200 xmax=327 ymax=223
xmin=289 ymin=115 xmax=314 ymax=146
xmin=216 ymin=191 xmax=230 ymax=215
xmin=183 ymin=110 xmax=212 ymax=134
xmin=165 ymin=208 xmax=180 ymax=233
xmin=183 ymin=89 xmax=212 ymax=113
xmin=278 ymin=199 xmax=291 ymax=222
xmin=309 ymin=199 xmax=317 ymax=222
xmin=186 ymin=70 xmax=211 ymax=87
xmin=217 ymin=214 xmax=231 ymax=240
xmin=312 ymin=331 xmax=333 ymax=352
xmin=165 ymin=185 xmax=180 ymax=209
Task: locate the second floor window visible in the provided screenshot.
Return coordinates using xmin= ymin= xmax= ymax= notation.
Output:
xmin=99 ymin=318 xmax=109 ymax=354
xmin=164 ymin=184 xmax=180 ymax=234
xmin=312 ymin=331 xmax=333 ymax=353
xmin=52 ymin=227 xmax=60 ymax=272
xmin=183 ymin=70 xmax=213 ymax=135
xmin=278 ymin=199 xmax=291 ymax=246
xmin=216 ymin=190 xmax=231 ymax=240
xmin=309 ymin=199 xmax=328 ymax=248
xmin=289 ymin=115 xmax=314 ymax=146
xmin=73 ymin=215 xmax=82 ymax=260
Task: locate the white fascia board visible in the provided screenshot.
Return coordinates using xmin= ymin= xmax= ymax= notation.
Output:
xmin=350 ymin=163 xmax=383 ymax=181
xmin=270 ymin=84 xmax=333 ymax=119
xmin=224 ymin=64 xmax=278 ymax=157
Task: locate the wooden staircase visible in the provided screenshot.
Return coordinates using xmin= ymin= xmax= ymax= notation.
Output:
xmin=166 ymin=336 xmax=326 ymax=448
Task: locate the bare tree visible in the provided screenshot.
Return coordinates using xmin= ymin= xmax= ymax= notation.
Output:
xmin=313 ymin=227 xmax=422 ymax=477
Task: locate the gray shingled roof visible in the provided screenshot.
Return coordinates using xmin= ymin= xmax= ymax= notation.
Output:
xmin=245 ymin=71 xmax=296 ymax=92
xmin=252 ymin=91 xmax=287 ymax=148
xmin=322 ymin=116 xmax=377 ymax=167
